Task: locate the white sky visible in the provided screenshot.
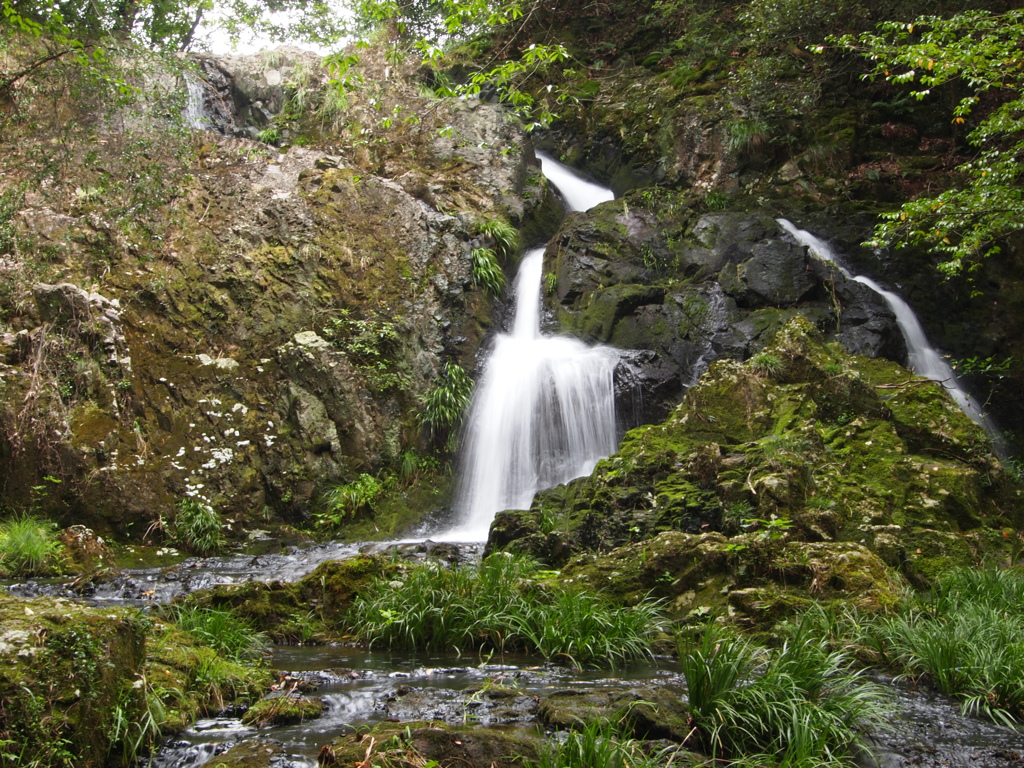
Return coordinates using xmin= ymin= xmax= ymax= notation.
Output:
xmin=192 ymin=8 xmax=342 ymax=56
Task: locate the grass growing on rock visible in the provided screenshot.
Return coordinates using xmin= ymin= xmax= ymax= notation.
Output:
xmin=679 ymin=617 xmax=887 ymax=767
xmin=348 ymin=553 xmax=665 ymax=668
xmin=162 ymin=605 xmax=269 ymax=665
xmin=0 ymin=513 xmax=64 ymax=576
xmin=805 ymin=566 xmax=1024 ymax=728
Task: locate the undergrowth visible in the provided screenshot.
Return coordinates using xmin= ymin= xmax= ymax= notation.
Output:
xmin=348 ymin=552 xmax=664 ymax=668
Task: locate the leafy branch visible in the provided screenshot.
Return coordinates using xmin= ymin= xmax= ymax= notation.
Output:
xmin=822 ymin=10 xmax=1024 ymax=275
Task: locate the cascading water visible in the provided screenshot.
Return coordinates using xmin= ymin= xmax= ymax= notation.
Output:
xmin=183 ymin=76 xmax=210 ymax=130
xmin=777 ymin=219 xmax=1006 ymax=454
xmin=435 ymin=154 xmax=617 ymax=542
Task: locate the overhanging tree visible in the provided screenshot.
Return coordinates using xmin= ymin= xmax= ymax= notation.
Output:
xmin=827 ymin=9 xmax=1024 ymax=276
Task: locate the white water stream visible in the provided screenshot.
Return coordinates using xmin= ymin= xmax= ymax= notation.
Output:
xmin=435 ymin=154 xmax=617 ymax=542
xmin=777 ymin=219 xmax=1005 ymax=453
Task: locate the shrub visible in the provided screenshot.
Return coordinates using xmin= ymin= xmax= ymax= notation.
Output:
xmin=0 ymin=513 xmax=63 ymax=576
xmin=170 ymin=498 xmax=224 ymax=556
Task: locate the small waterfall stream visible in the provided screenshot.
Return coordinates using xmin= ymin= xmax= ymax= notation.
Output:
xmin=777 ymin=219 xmax=1005 ymax=454
xmin=183 ymin=76 xmax=210 ymax=130
xmin=436 ymin=153 xmax=618 ymax=542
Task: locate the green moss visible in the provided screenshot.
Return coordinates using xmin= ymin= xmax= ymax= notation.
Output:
xmin=505 ymin=318 xmax=1019 ymax=598
xmin=241 ymin=694 xmax=325 ymax=726
xmin=0 ymin=594 xmax=269 ymax=767
xmin=321 ymin=721 xmax=541 ymax=768
xmin=189 ymin=555 xmax=396 ymax=643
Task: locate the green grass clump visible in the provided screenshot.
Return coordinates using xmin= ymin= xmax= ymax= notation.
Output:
xmin=170 ymin=498 xmax=225 ymax=556
xmin=679 ymin=619 xmax=887 ymax=767
xmin=420 ymin=361 xmax=474 ymax=451
xmin=530 ymin=719 xmax=671 ymax=768
xmin=164 ymin=605 xmax=268 ymax=665
xmin=348 ymin=553 xmax=664 ymax=668
xmin=749 ymin=350 xmax=784 ymax=377
xmin=474 ymin=215 xmax=519 ymax=258
xmin=471 ymin=246 xmax=506 ymax=295
xmin=315 ymin=473 xmax=393 ymax=530
xmin=864 ymin=568 xmax=1024 ymax=727
xmin=0 ymin=513 xmax=63 ymax=576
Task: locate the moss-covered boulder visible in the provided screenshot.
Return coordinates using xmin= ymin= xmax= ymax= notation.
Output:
xmin=188 ymin=554 xmax=397 ymax=642
xmin=319 ymin=722 xmax=542 ymax=768
xmin=198 ymin=740 xmax=285 ymax=768
xmin=538 ymin=684 xmax=690 ymax=741
xmin=494 ymin=317 xmax=1021 ymax=604
xmin=0 ymin=593 xmax=270 ymax=767
xmin=241 ymin=691 xmax=326 ymax=726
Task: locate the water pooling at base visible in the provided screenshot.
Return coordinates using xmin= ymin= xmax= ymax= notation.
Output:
xmin=777 ymin=219 xmax=1006 ymax=456
xmin=435 ymin=153 xmax=618 ymax=542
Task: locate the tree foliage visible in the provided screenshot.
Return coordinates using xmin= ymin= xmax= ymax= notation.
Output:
xmin=829 ymin=10 xmax=1024 ymax=275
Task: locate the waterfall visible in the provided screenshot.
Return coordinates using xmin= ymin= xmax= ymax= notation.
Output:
xmin=435 ymin=154 xmax=617 ymax=542
xmin=777 ymin=219 xmax=1005 ymax=454
xmin=184 ymin=76 xmax=210 ymax=130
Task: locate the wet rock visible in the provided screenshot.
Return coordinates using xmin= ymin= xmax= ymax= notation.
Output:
xmin=538 ymin=684 xmax=689 ymax=740
xmin=320 ymin=723 xmax=541 ymax=768
xmin=549 ymin=199 xmax=905 ymax=426
xmin=382 ymin=682 xmax=539 ymax=725
xmin=59 ymin=525 xmax=112 ymax=571
xmin=198 ymin=739 xmax=285 ymax=768
xmin=242 ymin=691 xmax=326 ymax=726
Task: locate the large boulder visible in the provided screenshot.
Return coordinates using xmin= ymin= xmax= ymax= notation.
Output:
xmin=548 ymin=191 xmax=906 ymax=426
xmin=490 ymin=318 xmax=1021 ymax=597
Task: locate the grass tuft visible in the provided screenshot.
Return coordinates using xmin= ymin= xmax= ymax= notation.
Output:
xmin=349 ymin=553 xmax=664 ymax=668
xmin=471 ymin=246 xmax=506 ymax=295
xmin=679 ymin=619 xmax=887 ymax=766
xmin=170 ymin=498 xmax=225 ymax=556
xmin=0 ymin=513 xmax=63 ymax=576
xmin=474 ymin=216 xmax=519 ymax=259
xmin=164 ymin=605 xmax=268 ymax=665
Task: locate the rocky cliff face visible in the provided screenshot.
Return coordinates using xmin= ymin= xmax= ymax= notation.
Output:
xmin=543 ymin=187 xmax=906 ymax=428
xmin=0 ymin=47 xmax=556 ymax=538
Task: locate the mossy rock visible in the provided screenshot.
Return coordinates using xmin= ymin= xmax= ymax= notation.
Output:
xmin=0 ymin=593 xmax=270 ymax=767
xmin=0 ymin=595 xmax=147 ymax=768
xmin=496 ymin=317 xmax=1022 ymax=598
xmin=320 ymin=721 xmax=542 ymax=768
xmin=537 ymin=684 xmax=690 ymax=741
xmin=189 ymin=554 xmax=397 ymax=642
xmin=241 ymin=692 xmax=326 ymax=726
xmin=198 ymin=740 xmax=285 ymax=768
xmin=561 ymin=532 xmax=903 ymax=626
